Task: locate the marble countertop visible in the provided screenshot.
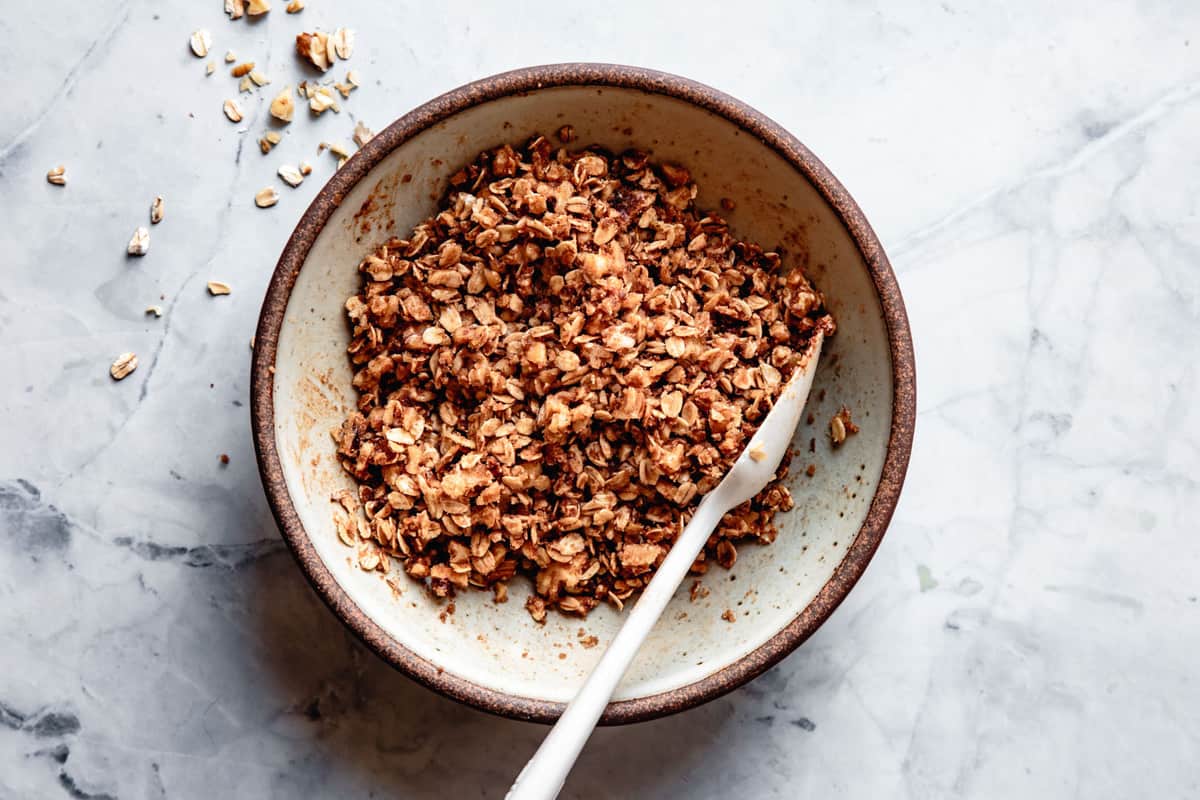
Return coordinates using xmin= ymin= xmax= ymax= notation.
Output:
xmin=3 ymin=1 xmax=1198 ymax=797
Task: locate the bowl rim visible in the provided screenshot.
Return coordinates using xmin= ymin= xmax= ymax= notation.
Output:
xmin=251 ymin=62 xmax=916 ymax=725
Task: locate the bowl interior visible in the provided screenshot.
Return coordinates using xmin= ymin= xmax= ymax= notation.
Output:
xmin=269 ymin=83 xmax=893 ymax=708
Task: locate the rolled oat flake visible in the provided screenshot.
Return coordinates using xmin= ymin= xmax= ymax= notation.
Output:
xmin=127 ymin=227 xmax=150 ymax=256
xmin=110 ymin=352 xmax=138 ymax=380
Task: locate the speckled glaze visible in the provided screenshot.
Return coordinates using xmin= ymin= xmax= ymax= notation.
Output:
xmin=251 ymin=64 xmax=915 ymax=725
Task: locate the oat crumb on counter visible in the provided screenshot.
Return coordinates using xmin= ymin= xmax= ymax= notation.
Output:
xmin=110 ymin=353 xmax=138 ymax=381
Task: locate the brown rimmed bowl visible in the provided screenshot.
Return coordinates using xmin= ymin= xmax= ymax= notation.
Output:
xmin=251 ymin=63 xmax=915 ymax=724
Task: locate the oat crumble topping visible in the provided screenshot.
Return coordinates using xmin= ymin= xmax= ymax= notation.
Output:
xmin=332 ymin=136 xmax=834 ymax=620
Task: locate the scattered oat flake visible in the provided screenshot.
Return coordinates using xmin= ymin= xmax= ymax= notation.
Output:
xmin=110 ymin=352 xmax=138 ymax=380
xmin=286 ymin=0 xmax=304 ymax=11
xmin=127 ymin=226 xmax=150 ymax=256
xmin=189 ymin=29 xmax=212 ymax=58
xmin=259 ymin=131 xmax=281 ymax=154
xmin=308 ymin=86 xmax=337 ymax=114
xmin=150 ymin=196 xmax=164 ymax=224
xmin=222 ymin=99 xmax=243 ymax=122
xmin=238 ymin=76 xmax=254 ymax=93
xmin=225 ymin=0 xmax=245 ymax=20
xmin=145 ymin=305 xmax=163 ymax=317
xmin=249 ymin=69 xmax=270 ymax=87
xmin=224 ymin=50 xmax=236 ymax=63
xmin=323 ymin=32 xmax=337 ymax=66
xmin=278 ymin=164 xmax=304 ymax=186
xmin=246 ymin=0 xmax=271 ymax=15
xmin=353 ymin=121 xmax=374 ymax=148
xmin=346 ymin=69 xmax=361 ymax=87
xmin=270 ymin=87 xmax=295 ymax=122
xmin=296 ymin=32 xmax=330 ymax=71
xmin=830 ymin=407 xmax=858 ymax=446
xmin=207 ymin=280 xmax=232 ymax=296
xmin=320 ymin=140 xmax=350 ymax=159
xmin=255 ymin=187 xmax=279 ymax=207
xmin=334 ymin=82 xmax=354 ymax=98
xmin=46 ymin=165 xmax=66 ymax=186
xmin=830 ymin=415 xmax=845 ymax=445
xmin=205 ymin=61 xmax=215 ymax=76
xmin=231 ymin=61 xmax=255 ymax=78
xmin=299 ymin=160 xmax=313 ymax=175
xmin=332 ymin=28 xmax=354 ymax=59
xmin=748 ymin=444 xmax=766 ymax=462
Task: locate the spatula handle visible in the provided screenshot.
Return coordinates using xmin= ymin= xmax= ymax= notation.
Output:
xmin=505 ymin=490 xmax=732 ymax=800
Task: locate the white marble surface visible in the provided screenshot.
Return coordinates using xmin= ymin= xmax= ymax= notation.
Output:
xmin=3 ymin=1 xmax=1198 ymax=797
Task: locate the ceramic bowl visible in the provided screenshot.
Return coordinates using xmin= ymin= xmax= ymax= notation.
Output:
xmin=251 ymin=64 xmax=915 ymax=724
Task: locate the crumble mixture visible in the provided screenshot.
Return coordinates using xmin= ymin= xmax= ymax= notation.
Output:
xmin=331 ymin=135 xmax=834 ymax=620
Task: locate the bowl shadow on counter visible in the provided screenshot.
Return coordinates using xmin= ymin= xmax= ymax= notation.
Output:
xmin=245 ymin=542 xmax=765 ymax=798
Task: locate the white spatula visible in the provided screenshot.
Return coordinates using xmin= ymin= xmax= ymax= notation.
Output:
xmin=507 ymin=332 xmax=825 ymax=800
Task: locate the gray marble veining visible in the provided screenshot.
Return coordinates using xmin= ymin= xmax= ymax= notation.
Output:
xmin=3 ymin=1 xmax=1198 ymax=797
